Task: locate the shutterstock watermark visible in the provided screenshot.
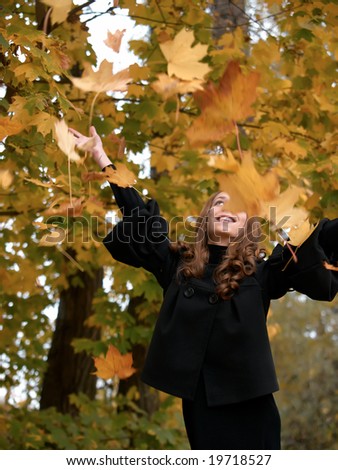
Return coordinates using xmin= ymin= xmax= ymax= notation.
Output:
xmin=43 ymin=207 xmax=291 ymax=246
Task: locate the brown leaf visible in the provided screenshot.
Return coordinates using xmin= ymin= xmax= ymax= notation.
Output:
xmin=93 ymin=345 xmax=136 ymax=380
xmin=104 ymin=29 xmax=126 ymax=53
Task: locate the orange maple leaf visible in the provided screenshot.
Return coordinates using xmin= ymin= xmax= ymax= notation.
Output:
xmin=187 ymin=61 xmax=260 ymax=146
xmin=93 ymin=345 xmax=136 ymax=380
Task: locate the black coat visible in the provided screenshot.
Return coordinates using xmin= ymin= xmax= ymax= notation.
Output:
xmin=103 ymin=184 xmax=338 ymax=406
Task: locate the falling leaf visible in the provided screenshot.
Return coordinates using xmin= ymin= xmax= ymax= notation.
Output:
xmin=54 ymin=120 xmax=81 ymax=162
xmin=151 ymin=73 xmax=204 ymax=100
xmin=260 ymin=185 xmax=315 ymax=246
xmin=40 ymin=0 xmax=73 ymax=24
xmin=261 ymin=186 xmax=304 ymax=229
xmin=216 ymin=151 xmax=280 ymax=217
xmin=104 ymin=29 xmax=126 ymax=53
xmin=0 ymin=169 xmax=13 ymax=189
xmin=71 ymin=60 xmax=132 ymax=94
xmin=104 ymin=163 xmax=137 ymax=188
xmin=93 ymin=345 xmax=136 ymax=380
xmin=0 ymin=117 xmax=24 ymax=141
xmin=159 ymin=29 xmax=210 ymax=81
xmin=187 ymin=61 xmax=260 ymax=146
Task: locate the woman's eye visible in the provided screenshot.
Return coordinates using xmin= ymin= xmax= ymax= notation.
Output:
xmin=215 ymin=201 xmax=223 ymax=206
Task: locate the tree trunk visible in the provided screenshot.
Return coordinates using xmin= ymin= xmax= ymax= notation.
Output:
xmin=212 ymin=0 xmax=248 ymax=39
xmin=40 ymin=268 xmax=103 ymax=414
xmin=118 ymin=296 xmax=160 ymax=415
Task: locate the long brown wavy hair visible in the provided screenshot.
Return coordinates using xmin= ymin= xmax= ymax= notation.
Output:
xmin=170 ymin=191 xmax=265 ymax=299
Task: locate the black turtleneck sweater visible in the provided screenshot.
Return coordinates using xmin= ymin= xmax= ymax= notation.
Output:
xmin=207 ymin=244 xmax=227 ymax=265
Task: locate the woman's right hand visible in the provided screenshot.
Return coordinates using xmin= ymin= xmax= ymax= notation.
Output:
xmin=68 ymin=126 xmax=113 ymax=169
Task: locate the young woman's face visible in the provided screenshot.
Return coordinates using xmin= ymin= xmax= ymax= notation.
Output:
xmin=207 ymin=192 xmax=247 ymax=245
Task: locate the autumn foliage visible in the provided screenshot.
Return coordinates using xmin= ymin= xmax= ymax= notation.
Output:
xmin=0 ymin=0 xmax=337 ymax=450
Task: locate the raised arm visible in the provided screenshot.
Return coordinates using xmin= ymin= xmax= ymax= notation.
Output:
xmin=69 ymin=126 xmax=177 ymax=289
xmin=258 ymin=219 xmax=338 ymax=302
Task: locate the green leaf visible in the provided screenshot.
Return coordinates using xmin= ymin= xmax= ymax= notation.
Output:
xmin=294 ymin=28 xmax=315 ymax=42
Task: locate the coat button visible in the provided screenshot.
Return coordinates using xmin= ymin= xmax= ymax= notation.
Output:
xmin=183 ymin=287 xmax=195 ymax=298
xmin=208 ymin=293 xmax=219 ymax=304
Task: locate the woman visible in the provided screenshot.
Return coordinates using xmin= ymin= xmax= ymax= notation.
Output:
xmin=70 ymin=126 xmax=338 ymax=450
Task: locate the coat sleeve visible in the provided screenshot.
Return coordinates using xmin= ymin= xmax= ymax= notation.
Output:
xmin=259 ymin=218 xmax=338 ymax=302
xmin=102 ymin=175 xmax=177 ymax=289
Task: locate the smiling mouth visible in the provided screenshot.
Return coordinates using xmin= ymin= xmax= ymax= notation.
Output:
xmin=216 ymin=216 xmax=236 ymax=223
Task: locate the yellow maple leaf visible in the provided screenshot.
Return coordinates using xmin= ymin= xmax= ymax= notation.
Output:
xmin=260 ymin=185 xmax=315 ymax=246
xmin=273 ymin=137 xmax=307 ymax=159
xmin=54 ymin=120 xmax=81 ymax=162
xmin=0 ymin=117 xmax=24 ymax=141
xmin=30 ymin=112 xmax=58 ymax=137
xmin=287 ymin=217 xmax=316 ymax=246
xmin=40 ymin=0 xmax=73 ymax=24
xmin=104 ymin=29 xmax=126 ymax=53
xmin=151 ymin=73 xmax=204 ymax=100
xmin=0 ymin=169 xmax=14 ymax=189
xmin=104 ymin=163 xmax=137 ymax=188
xmin=93 ymin=345 xmax=136 ymax=380
xmin=159 ymin=29 xmax=210 ymax=81
xmin=71 ymin=60 xmax=132 ymax=94
xmin=216 ymin=151 xmax=280 ymax=217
